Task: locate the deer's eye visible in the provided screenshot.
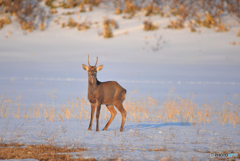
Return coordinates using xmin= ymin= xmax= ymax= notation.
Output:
xmin=89 ymin=70 xmax=96 ymax=73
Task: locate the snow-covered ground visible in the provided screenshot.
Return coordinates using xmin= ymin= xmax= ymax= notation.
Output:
xmin=0 ymin=118 xmax=239 ymax=160
xmin=0 ymin=2 xmax=240 ymax=160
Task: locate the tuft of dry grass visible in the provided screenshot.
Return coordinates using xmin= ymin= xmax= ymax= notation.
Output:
xmin=161 ymin=97 xmax=213 ymax=124
xmin=149 ymin=148 xmax=166 ymax=151
xmin=79 ymin=3 xmax=86 ymax=12
xmin=102 ymin=17 xmax=114 ymax=38
xmin=218 ymin=102 xmax=240 ymax=127
xmin=67 ymin=17 xmax=78 ymax=28
xmin=188 ymin=21 xmax=197 ymax=32
xmin=0 ymin=14 xmax=11 ymax=29
xmin=115 ymin=7 xmax=122 ymax=15
xmin=143 ymin=19 xmax=158 ymax=31
xmin=216 ymin=23 xmax=229 ymax=32
xmin=144 ymin=3 xmax=160 ymax=17
xmin=63 ymin=17 xmax=90 ymax=31
xmin=45 ymin=0 xmax=56 ymax=9
xmin=167 ymin=19 xmax=184 ymax=29
xmin=124 ymin=91 xmax=159 ymax=122
xmin=122 ymin=1 xmax=137 ymax=19
xmin=195 ymin=13 xmax=218 ymax=29
xmin=0 ymin=143 xmax=94 ymax=161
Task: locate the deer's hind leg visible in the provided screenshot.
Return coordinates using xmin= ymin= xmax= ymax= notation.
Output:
xmin=103 ymin=104 xmax=117 ymax=131
xmin=113 ymin=101 xmax=127 ymax=132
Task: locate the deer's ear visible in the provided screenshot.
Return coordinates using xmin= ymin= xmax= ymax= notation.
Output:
xmin=82 ymin=64 xmax=89 ymax=71
xmin=97 ymin=65 xmax=103 ymax=71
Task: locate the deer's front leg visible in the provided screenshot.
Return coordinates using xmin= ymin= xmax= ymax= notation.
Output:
xmin=96 ymin=104 xmax=101 ymax=131
xmin=88 ymin=103 xmax=96 ymax=131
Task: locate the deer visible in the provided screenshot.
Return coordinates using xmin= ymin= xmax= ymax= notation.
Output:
xmin=82 ymin=55 xmax=127 ymax=132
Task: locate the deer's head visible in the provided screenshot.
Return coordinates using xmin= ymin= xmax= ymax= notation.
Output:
xmin=82 ymin=55 xmax=103 ymax=82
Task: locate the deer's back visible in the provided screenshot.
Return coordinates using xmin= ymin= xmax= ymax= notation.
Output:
xmin=95 ymin=81 xmax=126 ymax=105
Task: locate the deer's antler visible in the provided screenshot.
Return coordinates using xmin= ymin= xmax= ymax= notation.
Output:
xmin=88 ymin=54 xmax=90 ymax=66
xmin=95 ymin=57 xmax=98 ymax=67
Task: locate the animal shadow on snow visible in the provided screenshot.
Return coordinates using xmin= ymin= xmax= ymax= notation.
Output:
xmin=124 ymin=122 xmax=194 ymax=131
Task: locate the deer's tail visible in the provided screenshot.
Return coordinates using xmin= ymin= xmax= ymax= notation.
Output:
xmin=122 ymin=88 xmax=127 ymax=102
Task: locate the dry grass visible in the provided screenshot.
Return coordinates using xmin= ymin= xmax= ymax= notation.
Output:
xmin=0 ymin=143 xmax=95 ymax=161
xmin=143 ymin=19 xmax=158 ymax=31
xmin=64 ymin=16 xmax=91 ymax=30
xmin=0 ymin=13 xmax=11 ymax=29
xmin=149 ymin=148 xmax=167 ymax=152
xmin=1 ymin=0 xmax=239 ymax=35
xmin=0 ymin=91 xmax=239 ymax=160
xmin=115 ymin=7 xmax=122 ymax=15
xmin=123 ymin=91 xmax=158 ymax=122
xmin=218 ymin=101 xmax=240 ymax=127
xmin=167 ymin=19 xmax=184 ymax=29
xmin=0 ymin=0 xmax=47 ymax=32
xmin=0 ymin=89 xmax=239 ymax=126
xmin=101 ymin=17 xmax=119 ymax=38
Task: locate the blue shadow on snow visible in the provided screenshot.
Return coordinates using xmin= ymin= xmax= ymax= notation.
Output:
xmin=124 ymin=122 xmax=195 ymax=131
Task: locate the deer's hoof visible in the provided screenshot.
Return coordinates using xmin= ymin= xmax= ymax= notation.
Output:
xmin=87 ymin=128 xmax=92 ymax=131
xmin=102 ymin=128 xmax=107 ymax=131
xmin=96 ymin=129 xmax=99 ymax=132
xmin=120 ymin=129 xmax=124 ymax=132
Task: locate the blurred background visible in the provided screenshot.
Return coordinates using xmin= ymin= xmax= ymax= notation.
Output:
xmin=0 ymin=0 xmax=240 ymax=109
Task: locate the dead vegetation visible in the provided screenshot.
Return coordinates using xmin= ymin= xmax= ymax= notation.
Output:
xmin=144 ymin=3 xmax=160 ymax=17
xmin=0 ymin=143 xmax=95 ymax=161
xmin=167 ymin=19 xmax=184 ymax=29
xmin=149 ymin=147 xmax=166 ymax=151
xmin=45 ymin=0 xmax=100 ymax=9
xmin=102 ymin=17 xmax=118 ymax=38
xmin=0 ymin=89 xmax=240 ymax=126
xmin=115 ymin=7 xmax=122 ymax=15
xmin=0 ymin=0 xmax=240 ymax=35
xmin=0 ymin=89 xmax=240 ymax=160
xmin=0 ymin=0 xmax=47 ymax=32
xmin=0 ymin=13 xmax=11 ymax=29
xmin=61 ymin=17 xmax=90 ymax=31
xmin=112 ymin=0 xmax=240 ymax=34
xmin=143 ymin=19 xmax=158 ymax=31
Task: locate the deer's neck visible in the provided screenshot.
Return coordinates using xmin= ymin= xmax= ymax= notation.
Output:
xmin=88 ymin=78 xmax=99 ymax=93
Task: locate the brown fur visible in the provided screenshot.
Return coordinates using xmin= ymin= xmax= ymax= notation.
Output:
xmin=82 ymin=55 xmax=127 ymax=132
